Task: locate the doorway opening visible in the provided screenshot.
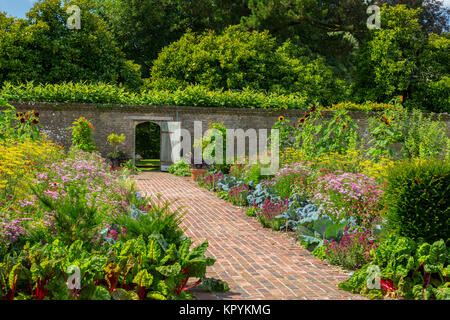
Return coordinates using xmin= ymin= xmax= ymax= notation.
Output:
xmin=135 ymin=122 xmax=161 ymax=171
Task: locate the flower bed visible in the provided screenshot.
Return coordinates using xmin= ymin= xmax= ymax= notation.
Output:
xmin=178 ymin=105 xmax=450 ymax=300
xmin=0 ymin=102 xmax=227 ymax=300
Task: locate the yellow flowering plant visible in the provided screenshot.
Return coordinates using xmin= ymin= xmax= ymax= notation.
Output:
xmin=311 ymin=149 xmax=394 ymax=183
xmin=280 ymin=147 xmax=307 ymax=165
xmin=0 ymin=137 xmax=64 ymax=202
xmin=71 ymin=116 xmax=96 ymax=152
xmin=0 ymin=100 xmax=41 ymax=142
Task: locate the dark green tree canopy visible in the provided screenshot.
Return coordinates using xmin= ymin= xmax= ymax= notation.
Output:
xmin=351 ymin=5 xmax=449 ymax=112
xmin=0 ymin=0 xmax=141 ymax=89
xmin=150 ymin=25 xmax=346 ymax=106
xmin=0 ymin=0 xmax=448 ymax=111
xmin=95 ymin=0 xmax=249 ymax=77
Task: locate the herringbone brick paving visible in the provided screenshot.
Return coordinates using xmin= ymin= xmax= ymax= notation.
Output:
xmin=136 ymin=172 xmax=364 ymax=300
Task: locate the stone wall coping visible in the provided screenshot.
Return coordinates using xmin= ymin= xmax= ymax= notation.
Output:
xmin=4 ymin=101 xmax=450 ymax=121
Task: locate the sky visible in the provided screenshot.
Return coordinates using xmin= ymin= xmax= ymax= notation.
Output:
xmin=0 ymin=0 xmax=449 ymax=19
xmin=0 ymin=0 xmax=35 ymax=18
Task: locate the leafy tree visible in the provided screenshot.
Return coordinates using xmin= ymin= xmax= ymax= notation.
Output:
xmin=378 ymin=0 xmax=450 ymax=34
xmin=95 ymin=0 xmax=249 ymax=77
xmin=150 ymin=25 xmax=346 ymax=105
xmin=351 ymin=5 xmax=449 ymax=112
xmin=242 ymin=0 xmax=371 ymax=78
xmin=0 ymin=0 xmax=142 ymax=89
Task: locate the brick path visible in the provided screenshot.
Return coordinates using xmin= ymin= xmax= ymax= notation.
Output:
xmin=136 ymin=172 xmax=364 ymax=300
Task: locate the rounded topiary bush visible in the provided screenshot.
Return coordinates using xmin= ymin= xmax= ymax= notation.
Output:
xmin=150 ymin=25 xmax=345 ymax=106
xmin=384 ymin=158 xmax=450 ymax=243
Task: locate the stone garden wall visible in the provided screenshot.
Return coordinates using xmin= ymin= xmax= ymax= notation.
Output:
xmin=6 ymin=102 xmax=450 ymax=165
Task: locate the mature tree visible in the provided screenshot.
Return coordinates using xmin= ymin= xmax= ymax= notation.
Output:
xmin=242 ymin=0 xmax=372 ymax=77
xmin=150 ymin=25 xmax=346 ymax=105
xmin=0 ymin=0 xmax=142 ymax=89
xmin=379 ymin=0 xmax=450 ymax=34
xmin=352 ymin=5 xmax=449 ymax=112
xmin=95 ymin=0 xmax=249 ymax=77
xmin=242 ymin=0 xmax=449 ymax=77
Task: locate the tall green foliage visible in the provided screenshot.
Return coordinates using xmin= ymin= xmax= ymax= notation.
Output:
xmin=352 ymin=5 xmax=449 ymax=112
xmin=367 ymin=104 xmax=450 ymax=159
xmin=95 ymin=0 xmax=248 ymax=77
xmin=0 ymin=0 xmax=141 ymax=90
xmin=273 ymin=108 xmax=359 ymax=160
xmin=150 ymin=25 xmax=346 ymax=106
xmin=70 ymin=116 xmax=96 ymax=152
xmin=383 ymin=159 xmax=450 ymax=243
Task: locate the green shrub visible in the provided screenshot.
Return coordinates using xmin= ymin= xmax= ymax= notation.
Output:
xmin=0 ymin=3 xmax=140 ymax=89
xmin=367 ymin=105 xmax=450 ymax=160
xmin=402 ymin=109 xmax=450 ymax=159
xmin=229 ymin=164 xmax=247 ymax=180
xmin=327 ymin=101 xmax=394 ymax=112
xmin=311 ymin=245 xmax=326 ymax=260
xmin=273 ymin=175 xmax=295 ymax=198
xmin=415 ymin=76 xmax=449 ymax=113
xmin=257 ymin=214 xmax=284 ymax=231
xmin=0 ymin=82 xmax=308 ymax=110
xmin=150 ymin=25 xmax=345 ymax=106
xmin=384 ymin=159 xmax=450 ymax=242
xmin=244 ymin=165 xmax=263 ymax=184
xmin=245 ymin=206 xmax=258 ymax=217
xmin=112 ymin=197 xmax=186 ymax=247
xmin=70 ymin=116 xmax=96 ymax=152
xmin=168 ymin=159 xmax=191 ymax=177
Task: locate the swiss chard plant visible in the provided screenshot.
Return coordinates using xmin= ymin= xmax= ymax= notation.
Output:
xmin=0 ymin=234 xmax=225 ymax=300
xmin=339 ymin=235 xmax=450 ymax=300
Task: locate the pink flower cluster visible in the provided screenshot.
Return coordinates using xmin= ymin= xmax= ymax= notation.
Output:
xmin=312 ymin=171 xmax=383 ymax=227
xmin=324 ymin=227 xmax=378 ymax=269
xmin=275 ymin=162 xmax=309 ymax=178
xmin=228 ymin=184 xmax=249 ymax=206
xmin=201 ymin=172 xmax=224 ymax=189
xmin=259 ymin=198 xmax=289 ymax=221
xmin=0 ymin=217 xmax=31 ymax=243
xmin=228 ymin=184 xmax=248 ymax=197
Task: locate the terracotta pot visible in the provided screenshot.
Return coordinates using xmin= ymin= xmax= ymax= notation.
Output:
xmin=110 ymin=158 xmax=121 ymax=168
xmin=109 ymin=165 xmax=122 ymax=172
xmin=190 ymin=168 xmax=207 ymax=181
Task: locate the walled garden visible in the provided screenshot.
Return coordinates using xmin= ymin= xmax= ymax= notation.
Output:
xmin=171 ymin=102 xmax=450 ymax=300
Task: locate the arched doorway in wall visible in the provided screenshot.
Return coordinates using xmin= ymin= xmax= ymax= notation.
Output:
xmin=135 ymin=121 xmax=161 ymax=171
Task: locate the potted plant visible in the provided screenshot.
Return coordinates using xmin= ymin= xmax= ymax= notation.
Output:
xmin=106 ymin=133 xmax=129 ymax=170
xmin=189 ymin=155 xmax=208 ymax=181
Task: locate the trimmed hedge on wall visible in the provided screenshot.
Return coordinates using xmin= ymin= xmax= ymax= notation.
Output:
xmin=0 ymin=82 xmax=397 ymax=111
